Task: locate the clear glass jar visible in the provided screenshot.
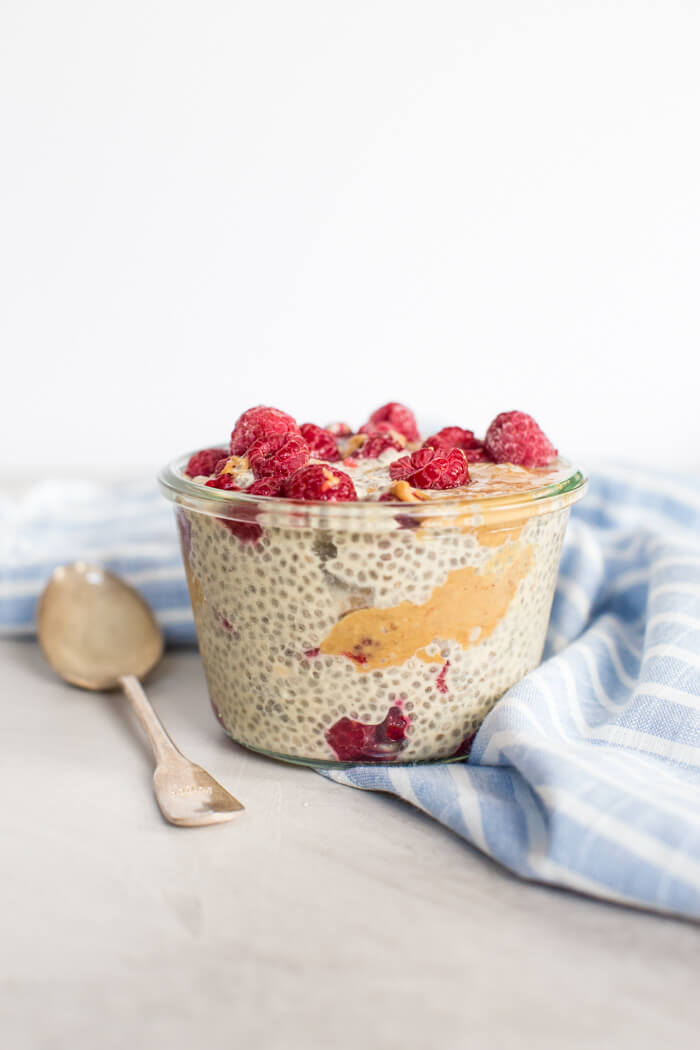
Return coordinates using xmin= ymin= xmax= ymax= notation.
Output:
xmin=159 ymin=454 xmax=586 ymax=766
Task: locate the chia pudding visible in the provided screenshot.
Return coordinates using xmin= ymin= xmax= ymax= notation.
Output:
xmin=159 ymin=403 xmax=586 ymax=765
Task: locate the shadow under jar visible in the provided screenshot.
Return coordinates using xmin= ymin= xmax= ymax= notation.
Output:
xmin=159 ymin=455 xmax=586 ymax=767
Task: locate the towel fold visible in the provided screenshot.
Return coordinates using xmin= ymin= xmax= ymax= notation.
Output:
xmin=3 ymin=466 xmax=700 ymax=920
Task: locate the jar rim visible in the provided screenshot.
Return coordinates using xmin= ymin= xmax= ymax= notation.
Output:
xmin=158 ymin=447 xmax=588 ymax=528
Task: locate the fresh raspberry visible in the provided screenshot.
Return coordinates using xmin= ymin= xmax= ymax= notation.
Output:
xmin=363 ymin=402 xmax=420 ymax=442
xmin=247 ymin=477 xmax=283 ymax=496
xmin=185 ymin=448 xmax=227 ymax=478
xmin=326 ymin=705 xmax=411 ymax=761
xmin=484 ymin=411 xmax=557 ymax=467
xmin=389 ymin=447 xmax=436 ymax=481
xmin=463 ymin=442 xmax=493 ymax=463
xmin=230 ymin=406 xmax=300 ymax=455
xmin=213 ymin=456 xmax=231 ymax=474
xmin=282 ymin=464 xmax=357 ymax=502
xmin=248 ymin=432 xmax=309 ymax=480
xmin=205 ymin=474 xmax=240 ymax=490
xmin=359 ymin=420 xmax=403 ymax=437
xmin=410 ymin=448 xmax=469 ymax=490
xmin=325 ymin=422 xmax=353 ymax=437
xmin=299 ymin=423 xmax=341 ymax=462
xmin=358 ymin=432 xmax=404 ymax=459
xmin=423 ymin=427 xmax=478 ymax=451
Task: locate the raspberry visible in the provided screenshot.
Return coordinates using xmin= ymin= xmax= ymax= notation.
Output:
xmin=484 ymin=411 xmax=557 ymax=467
xmin=423 ymin=427 xmax=478 ymax=451
xmin=299 ymin=423 xmax=341 ymax=462
xmin=359 ymin=420 xmax=402 ymax=437
xmin=230 ymin=406 xmax=300 ymax=455
xmin=205 ymin=474 xmax=240 ymax=490
xmin=325 ymin=422 xmax=353 ymax=437
xmin=247 ymin=477 xmax=283 ymax=496
xmin=185 ymin=448 xmax=227 ymax=478
xmin=410 ymin=448 xmax=469 ymax=490
xmin=358 ymin=433 xmax=404 ymax=459
xmin=364 ymin=402 xmax=420 ymax=442
xmin=282 ymin=464 xmax=357 ymax=502
xmin=248 ymin=432 xmax=309 ymax=480
xmin=213 ymin=456 xmax=231 ymax=474
xmin=463 ymin=442 xmax=493 ymax=463
xmin=326 ymin=705 xmax=411 ymax=761
xmin=389 ymin=447 xmax=436 ymax=481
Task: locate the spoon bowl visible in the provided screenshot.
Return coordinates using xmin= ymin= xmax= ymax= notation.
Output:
xmin=37 ymin=563 xmax=243 ymax=826
xmin=38 ymin=563 xmax=163 ymax=690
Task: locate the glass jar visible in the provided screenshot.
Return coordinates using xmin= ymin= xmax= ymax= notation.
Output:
xmin=159 ymin=454 xmax=586 ymax=766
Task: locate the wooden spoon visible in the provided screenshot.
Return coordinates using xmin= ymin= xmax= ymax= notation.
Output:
xmin=37 ymin=563 xmax=243 ymax=826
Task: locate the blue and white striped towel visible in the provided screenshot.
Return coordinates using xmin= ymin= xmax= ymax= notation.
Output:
xmin=3 ymin=467 xmax=700 ymax=920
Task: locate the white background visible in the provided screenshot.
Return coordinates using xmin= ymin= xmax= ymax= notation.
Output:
xmin=2 ymin=1 xmax=699 ymax=477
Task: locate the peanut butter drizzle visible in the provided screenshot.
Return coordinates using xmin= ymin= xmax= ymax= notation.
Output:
xmin=320 ymin=545 xmax=534 ymax=671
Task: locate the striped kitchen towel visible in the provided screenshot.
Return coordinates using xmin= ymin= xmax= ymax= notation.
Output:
xmin=2 ymin=467 xmax=700 ymax=920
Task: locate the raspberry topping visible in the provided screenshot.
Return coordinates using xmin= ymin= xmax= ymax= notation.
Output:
xmin=326 ymin=705 xmax=411 ymax=761
xmin=484 ymin=411 xmax=557 ymax=468
xmin=461 ymin=442 xmax=493 ymax=463
xmin=247 ymin=477 xmax=283 ymax=496
xmin=230 ymin=406 xmax=300 ymax=455
xmin=299 ymin=423 xmax=341 ymax=462
xmin=282 ymin=464 xmax=358 ymax=502
xmin=205 ymin=474 xmax=240 ymax=490
xmin=185 ymin=448 xmax=227 ymax=478
xmin=364 ymin=402 xmax=420 ymax=443
xmin=389 ymin=447 xmax=438 ymax=481
xmin=423 ymin=427 xmax=478 ymax=451
xmin=410 ymin=448 xmax=469 ymax=490
xmin=248 ymin=432 xmax=309 ymax=480
xmin=357 ymin=432 xmax=404 ymax=459
xmin=325 ymin=422 xmax=353 ymax=437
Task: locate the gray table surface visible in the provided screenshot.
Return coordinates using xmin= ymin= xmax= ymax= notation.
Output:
xmin=2 ymin=638 xmax=699 ymax=1050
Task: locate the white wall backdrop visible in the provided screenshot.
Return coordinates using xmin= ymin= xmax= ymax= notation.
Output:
xmin=2 ymin=1 xmax=699 ymax=476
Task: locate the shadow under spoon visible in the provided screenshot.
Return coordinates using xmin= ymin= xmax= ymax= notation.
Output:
xmin=37 ymin=563 xmax=244 ymax=826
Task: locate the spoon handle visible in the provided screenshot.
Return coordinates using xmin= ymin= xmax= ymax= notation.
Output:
xmin=119 ymin=674 xmax=183 ymax=766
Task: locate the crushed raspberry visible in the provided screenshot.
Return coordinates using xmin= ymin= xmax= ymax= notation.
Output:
xmin=248 ymin=432 xmax=309 ymax=480
xmin=410 ymin=448 xmax=469 ymax=490
xmin=358 ymin=432 xmax=404 ymax=459
xmin=213 ymin=456 xmax=231 ymax=474
xmin=423 ymin=427 xmax=477 ymax=451
xmin=247 ymin=477 xmax=283 ymax=496
xmin=282 ymin=464 xmax=357 ymax=502
xmin=224 ymin=520 xmax=263 ymax=544
xmin=364 ymin=402 xmax=420 ymax=442
xmin=326 ymin=705 xmax=411 ymax=761
xmin=436 ymin=661 xmax=450 ymax=694
xmin=185 ymin=448 xmax=227 ymax=478
xmin=389 ymin=447 xmax=436 ymax=481
xmin=484 ymin=411 xmax=557 ymax=468
xmin=304 ymin=647 xmax=320 ymax=659
xmin=299 ymin=423 xmax=341 ymax=462
xmin=205 ymin=474 xmax=240 ymax=490
xmin=453 ymin=733 xmax=476 ymax=758
xmin=230 ymin=406 xmax=300 ymax=455
xmin=325 ymin=422 xmax=353 ymax=437
xmin=342 ymin=650 xmax=367 ymax=665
